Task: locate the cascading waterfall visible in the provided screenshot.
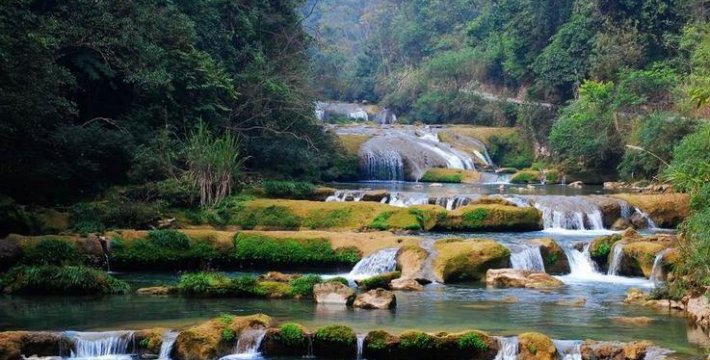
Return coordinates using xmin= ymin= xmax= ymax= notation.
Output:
xmin=618 ymin=200 xmax=633 ymax=219
xmin=434 ymin=195 xmax=476 ymax=211
xmin=553 ymin=340 xmax=582 ymax=360
xmin=650 ymin=248 xmax=672 ymax=284
xmin=326 ymin=190 xmax=365 ymax=202
xmin=349 ymin=248 xmax=398 ymax=278
xmin=219 ymin=328 xmax=267 ymax=360
xmin=562 ymin=244 xmax=600 ymax=279
xmin=634 ymin=207 xmax=658 ymax=229
xmin=66 ymin=331 xmax=135 ymax=359
xmin=356 ymin=334 xmax=366 ymax=360
xmin=303 ymin=335 xmax=315 ymax=359
xmin=158 ymin=331 xmax=179 ymax=360
xmin=607 ymin=242 xmax=625 ymax=276
xmin=361 ymin=149 xmax=404 ymax=181
xmin=494 ymin=336 xmax=519 ymax=360
xmin=509 ymin=245 xmax=546 ymax=272
xmin=382 ymin=192 xmax=429 ymax=207
xmin=526 ymin=196 xmax=606 ymax=231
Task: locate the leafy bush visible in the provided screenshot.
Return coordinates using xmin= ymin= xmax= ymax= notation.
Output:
xmin=221 ymin=329 xmax=236 ymax=342
xmin=262 ymin=180 xmax=316 ymax=199
xmin=110 ymin=235 xmax=220 ymax=270
xmin=510 ymin=171 xmax=539 ymax=184
xmin=147 ymin=229 xmax=190 ymax=250
xmin=359 ymin=272 xmax=401 ymax=290
xmin=664 ymin=123 xmax=710 ymax=193
xmin=1 ymin=265 xmax=129 ymax=295
xmin=178 ymin=272 xmax=233 ymax=297
xmin=233 ymin=233 xmax=361 ymax=267
xmin=488 ymin=133 xmax=534 ymax=169
xmin=314 ymin=325 xmax=356 ymax=346
xmin=71 ymin=198 xmax=162 ymax=232
xmin=232 ymin=205 xmax=301 ymax=230
xmin=457 ymin=332 xmax=488 ymax=351
xmin=22 ymin=238 xmax=82 ymax=266
xmin=288 ymin=274 xmax=323 ymax=297
xmin=399 ymin=331 xmax=433 ymax=350
xmin=279 ymin=323 xmax=305 ymax=346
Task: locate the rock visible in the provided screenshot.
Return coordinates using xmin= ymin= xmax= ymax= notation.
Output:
xmin=502 ymin=296 xmax=519 ymax=303
xmin=0 ymin=237 xmax=21 ymax=272
xmin=485 ymin=269 xmax=564 ymax=289
xmin=604 ymin=182 xmax=625 ymax=190
xmin=611 ymin=193 xmax=690 ymax=228
xmin=643 ymin=299 xmax=685 ymax=311
xmin=611 ymin=218 xmax=633 ymax=230
xmin=313 ymin=282 xmax=355 ymax=305
xmin=353 ymin=288 xmax=396 ymax=309
xmin=580 ymin=340 xmax=653 ymax=360
xmin=588 ymin=234 xmax=621 ymax=270
xmin=389 ymin=278 xmax=423 ymax=291
xmin=685 ymin=293 xmax=710 ymax=330
xmin=259 ymin=272 xmax=301 ymax=283
xmin=568 ymin=181 xmax=583 ymax=188
xmin=156 ymin=218 xmax=176 ymax=229
xmin=556 ymin=297 xmax=586 ymax=307
xmin=621 ymin=242 xmax=671 ymax=277
xmin=174 ymin=314 xmax=271 ymax=360
xmin=136 ymin=286 xmax=175 ymax=296
xmin=361 ymin=190 xmax=389 ymax=202
xmin=395 ymin=245 xmax=430 ymax=282
xmin=518 ymin=332 xmax=556 ymax=360
xmin=586 ymin=196 xmax=624 ymax=228
xmin=611 ymin=316 xmax=654 ymax=326
xmin=624 ymin=288 xmax=649 ymax=304
xmin=435 ymin=204 xmax=542 ymax=232
xmin=531 ymin=238 xmax=570 ymax=274
xmin=432 ymin=238 xmax=511 ymax=283
xmin=0 ymin=332 xmax=68 ymax=360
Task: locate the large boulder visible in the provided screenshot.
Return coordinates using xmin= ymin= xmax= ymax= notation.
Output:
xmin=518 ymin=332 xmax=556 ymax=360
xmin=433 ymin=239 xmax=511 ymax=283
xmin=588 ymin=234 xmax=622 ymax=271
xmin=313 ymin=282 xmax=355 ymax=305
xmin=687 ymin=293 xmax=710 ymax=331
xmin=434 ymin=205 xmax=542 ymax=232
xmin=0 ymin=332 xmax=67 ymax=360
xmin=389 ymin=278 xmax=424 ymax=291
xmin=580 ymin=340 xmax=654 ymax=360
xmin=173 ymin=314 xmax=271 ymax=360
xmin=395 ymin=245 xmax=429 ymax=282
xmin=353 ymin=289 xmax=396 ymax=309
xmin=485 ymin=269 xmax=564 ymax=289
xmin=531 ymin=238 xmax=569 ymax=274
xmin=611 ymin=193 xmax=689 ymax=228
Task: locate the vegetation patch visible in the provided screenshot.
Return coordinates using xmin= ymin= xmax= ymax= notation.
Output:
xmin=358 ymin=271 xmax=401 ymax=290
xmin=510 ymin=170 xmax=540 ymax=184
xmin=436 ymin=204 xmax=542 ymax=232
xmin=111 ymin=231 xmax=221 ymax=270
xmin=233 ymin=233 xmax=360 ymax=267
xmin=262 ymin=180 xmax=316 ymax=200
xmin=420 ymin=168 xmax=480 ymax=184
xmin=0 ymin=265 xmax=129 ymax=295
xmin=433 ymin=238 xmax=511 ymax=283
xmin=278 ymin=323 xmax=305 ymax=346
xmin=399 ymin=331 xmax=433 ymax=350
xmin=457 ymin=331 xmax=488 ymax=351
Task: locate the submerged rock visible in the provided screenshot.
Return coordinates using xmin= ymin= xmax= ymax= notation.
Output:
xmin=136 ymin=286 xmax=175 ymax=296
xmin=353 ymin=288 xmax=396 ymax=309
xmin=611 ymin=316 xmax=654 ymax=326
xmin=485 ymin=269 xmax=564 ymax=289
xmin=313 ymin=282 xmax=355 ymax=305
xmin=556 ymin=297 xmax=586 ymax=307
xmin=432 ymin=238 xmax=511 ymax=283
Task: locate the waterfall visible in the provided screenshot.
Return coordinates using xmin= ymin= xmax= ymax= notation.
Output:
xmin=326 ymin=190 xmax=365 ymax=202
xmin=219 ymin=328 xmax=267 ymax=360
xmin=607 ymin=242 xmax=625 ymax=276
xmin=434 ymin=195 xmax=476 ymax=211
xmin=383 ymin=192 xmax=429 ymax=207
xmin=361 ymin=149 xmax=404 ymax=181
xmin=554 ymin=340 xmax=582 ymax=360
xmin=562 ymin=244 xmax=600 ymax=278
xmin=158 ymin=331 xmax=179 ymax=360
xmin=349 ymin=248 xmax=398 ymax=278
xmin=618 ymin=200 xmax=633 ymax=219
xmin=356 ymin=334 xmax=365 ymax=360
xmin=104 ymin=254 xmax=112 ymax=273
xmin=634 ymin=207 xmax=658 ymax=229
xmin=494 ymin=337 xmax=519 ymax=360
xmin=528 ymin=196 xmax=606 ymax=231
xmin=509 ymin=245 xmax=546 ymax=272
xmin=66 ymin=331 xmax=135 ymax=359
xmin=303 ymin=334 xmax=315 ymax=359
xmin=480 ymin=172 xmax=512 ymax=184
xmin=650 ymin=248 xmax=672 ymax=283
xmin=643 ymin=347 xmax=671 ymax=360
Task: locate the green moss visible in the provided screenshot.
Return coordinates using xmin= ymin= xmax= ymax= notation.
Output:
xmin=146 ymin=229 xmax=190 ymax=249
xmin=221 ymin=328 xmax=236 ymax=342
xmin=510 ymin=170 xmax=539 ymax=184
xmin=178 ymin=272 xmax=234 ymax=297
xmin=462 ymin=208 xmax=488 ymax=227
xmin=593 ymin=243 xmax=612 ymax=258
xmin=421 ymin=169 xmax=463 ymax=183
xmin=314 ymin=325 xmax=356 ymax=346
xmin=1 ymin=265 xmax=130 ymax=295
xmin=111 ymin=235 xmax=220 ymax=270
xmin=457 ymin=332 xmax=488 ymax=351
xmin=22 ymin=238 xmax=83 ymax=266
xmin=544 ymin=170 xmax=560 ymax=183
xmin=288 ymin=274 xmax=323 ymax=297
xmin=279 ymin=323 xmax=305 ymax=346
xmin=399 ymin=331 xmax=433 ymax=350
xmin=326 ymin=276 xmax=350 ymax=286
xmin=303 ymin=208 xmax=352 ymax=229
xmin=233 ymin=205 xmax=301 ymax=230
xmin=233 ymin=233 xmax=361 ymax=267
xmin=365 ymin=330 xmax=391 ymax=351
xmin=359 ymin=271 xmax=401 ymax=290
xmin=369 ymin=211 xmax=393 ymax=230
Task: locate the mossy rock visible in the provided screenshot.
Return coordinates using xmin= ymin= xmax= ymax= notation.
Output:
xmin=363 ymin=330 xmax=399 ymax=359
xmin=0 ymin=331 xmax=69 ymax=360
xmin=611 ymin=193 xmax=689 ymax=228
xmin=531 ymin=238 xmax=570 ymax=275
xmin=364 ymin=329 xmax=497 ymax=360
xmin=510 ymin=170 xmax=540 ymax=184
xmin=313 ymin=325 xmax=357 ymax=358
xmin=432 ymin=239 xmax=511 ymax=283
xmin=135 ymin=328 xmax=168 ymax=355
xmin=357 ymin=271 xmax=401 ymax=290
xmin=589 ymin=234 xmax=621 ymax=271
xmin=261 ymin=323 xmax=308 ymax=357
xmin=620 ymin=242 xmax=669 ymax=278
xmin=434 ymin=205 xmax=542 ymax=232
xmin=518 ymin=332 xmax=556 ymax=360
xmin=173 ymin=314 xmax=271 ymax=360
xmin=396 ymin=245 xmax=429 ymax=281
xmin=233 ymin=232 xmax=361 ymax=268
xmin=420 ymin=168 xmax=480 ymax=184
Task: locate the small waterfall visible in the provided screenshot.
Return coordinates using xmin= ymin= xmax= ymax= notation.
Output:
xmin=618 ymin=200 xmax=633 ymax=219
xmin=219 ymin=328 xmax=267 ymax=360
xmin=528 ymin=196 xmax=606 ymax=231
xmin=326 ymin=190 xmax=365 ymax=202
xmin=434 ymin=195 xmax=476 ymax=211
xmin=562 ymin=244 xmax=600 ymax=278
xmin=554 ymin=340 xmax=582 ymax=360
xmin=382 ymin=192 xmax=429 ymax=207
xmin=104 ymin=254 xmax=112 ymax=273
xmin=66 ymin=331 xmax=135 ymax=358
xmin=361 ymin=149 xmax=404 ymax=181
xmin=480 ymin=172 xmax=512 ymax=184
xmin=158 ymin=331 xmax=179 ymax=360
xmin=349 ymin=248 xmax=398 ymax=278
xmin=509 ymin=245 xmax=546 ymax=272
xmin=634 ymin=207 xmax=658 ymax=229
xmin=356 ymin=334 xmax=365 ymax=360
xmin=607 ymin=242 xmax=625 ymax=276
xmin=494 ymin=336 xmax=519 ymax=360
xmin=304 ymin=334 xmax=315 ymax=359
xmin=650 ymin=248 xmax=672 ymax=283
xmin=643 ymin=346 xmax=671 ymax=360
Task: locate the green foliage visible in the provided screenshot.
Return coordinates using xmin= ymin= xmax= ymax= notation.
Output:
xmin=71 ymin=198 xmax=162 ymax=233
xmin=399 ymin=331 xmax=433 ymax=350
xmin=178 ymin=272 xmax=233 ymax=297
xmin=1 ymin=265 xmax=129 ymax=295
xmin=262 ymin=181 xmax=316 ymax=200
xmin=462 ymin=208 xmax=489 ymax=228
xmin=420 ymin=170 xmax=463 ymax=183
xmin=457 ymin=332 xmax=488 ymax=351
xmin=233 ymin=205 xmax=301 ymax=230
xmin=221 ymin=329 xmax=236 ymax=343
xmin=488 ymin=133 xmax=534 ymax=169
xmin=314 ymin=325 xmax=356 ymax=346
xmin=369 ymin=212 xmax=393 ymax=231
xmin=326 ymin=277 xmax=350 ymax=286
xmin=664 ymin=124 xmax=710 ymax=193
xmin=591 ymin=243 xmax=612 ymax=258
xmin=510 ymin=171 xmax=539 ymax=184
xmin=365 ymin=331 xmax=389 ymax=351
xmin=22 ymin=239 xmax=82 ymax=266
xmin=303 ymin=208 xmax=353 ymax=229
xmin=288 ymin=275 xmax=323 ymax=297
xmin=279 ymin=323 xmax=305 ymax=346
xmin=110 ymin=235 xmax=220 ymax=270
xmin=359 ymin=272 xmax=401 ymax=290
xmin=232 ymin=233 xmax=361 ymax=267
xmin=147 ymin=230 xmax=191 ymax=250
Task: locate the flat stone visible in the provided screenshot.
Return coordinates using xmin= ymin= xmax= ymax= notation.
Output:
xmin=353 ymin=288 xmax=396 ymax=309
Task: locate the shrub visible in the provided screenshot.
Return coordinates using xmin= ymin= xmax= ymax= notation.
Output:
xmin=22 ymin=238 xmax=82 ymax=266
xmin=221 ymin=329 xmax=236 ymax=342
xmin=110 ymin=235 xmax=220 ymax=270
xmin=71 ymin=198 xmax=162 ymax=232
xmin=279 ymin=323 xmax=305 ymax=346
xmin=359 ymin=272 xmax=401 ymax=290
xmin=233 ymin=233 xmax=361 ymax=267
xmin=664 ymin=123 xmax=710 ymax=193
xmin=592 ymin=242 xmax=612 ymax=258
xmin=262 ymin=180 xmax=316 ymax=199
xmin=288 ymin=274 xmax=323 ymax=297
xmin=314 ymin=325 xmax=356 ymax=346
xmin=178 ymin=272 xmax=233 ymax=297
xmin=510 ymin=171 xmax=539 ymax=184
xmin=1 ymin=265 xmax=129 ymax=295
xmin=369 ymin=212 xmax=393 ymax=230
xmin=488 ymin=133 xmax=534 ymax=169
xmin=399 ymin=331 xmax=432 ymax=350
xmin=147 ymin=229 xmax=190 ymax=250
xmin=233 ymin=205 xmax=301 ymax=230
xmin=457 ymin=332 xmax=488 ymax=351
xmin=365 ymin=331 xmax=390 ymax=351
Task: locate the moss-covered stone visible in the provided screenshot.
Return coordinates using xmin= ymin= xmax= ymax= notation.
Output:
xmin=135 ymin=328 xmax=168 ymax=355
xmin=313 ymin=325 xmax=356 ymax=358
xmin=396 ymin=245 xmax=429 ymax=281
xmin=173 ymin=314 xmax=271 ymax=360
xmin=261 ymin=323 xmax=308 ymax=357
xmin=510 ymin=170 xmax=541 ymax=184
xmin=364 ymin=330 xmax=399 ymax=358
xmin=233 ymin=232 xmax=361 ymax=268
xmin=611 ymin=193 xmax=689 ymax=228
xmin=358 ymin=272 xmax=401 ymax=290
xmin=435 ymin=205 xmax=542 ymax=232
xmin=621 ymin=242 xmax=671 ymax=278
xmin=432 ymin=239 xmax=511 ymax=283
xmin=518 ymin=332 xmax=556 ymax=360
xmin=589 ymin=234 xmax=621 ymax=271
xmin=420 ymin=168 xmax=480 ymax=184
xmin=531 ymin=238 xmax=570 ymax=274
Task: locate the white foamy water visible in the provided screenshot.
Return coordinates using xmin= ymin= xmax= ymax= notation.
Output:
xmin=349 ymin=247 xmax=398 ymax=279
xmin=558 ymin=244 xmax=653 ymax=287
xmin=219 ymin=328 xmax=267 ymax=360
xmin=66 ymin=331 xmax=134 ymax=360
xmin=494 ymin=336 xmax=518 ymax=360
